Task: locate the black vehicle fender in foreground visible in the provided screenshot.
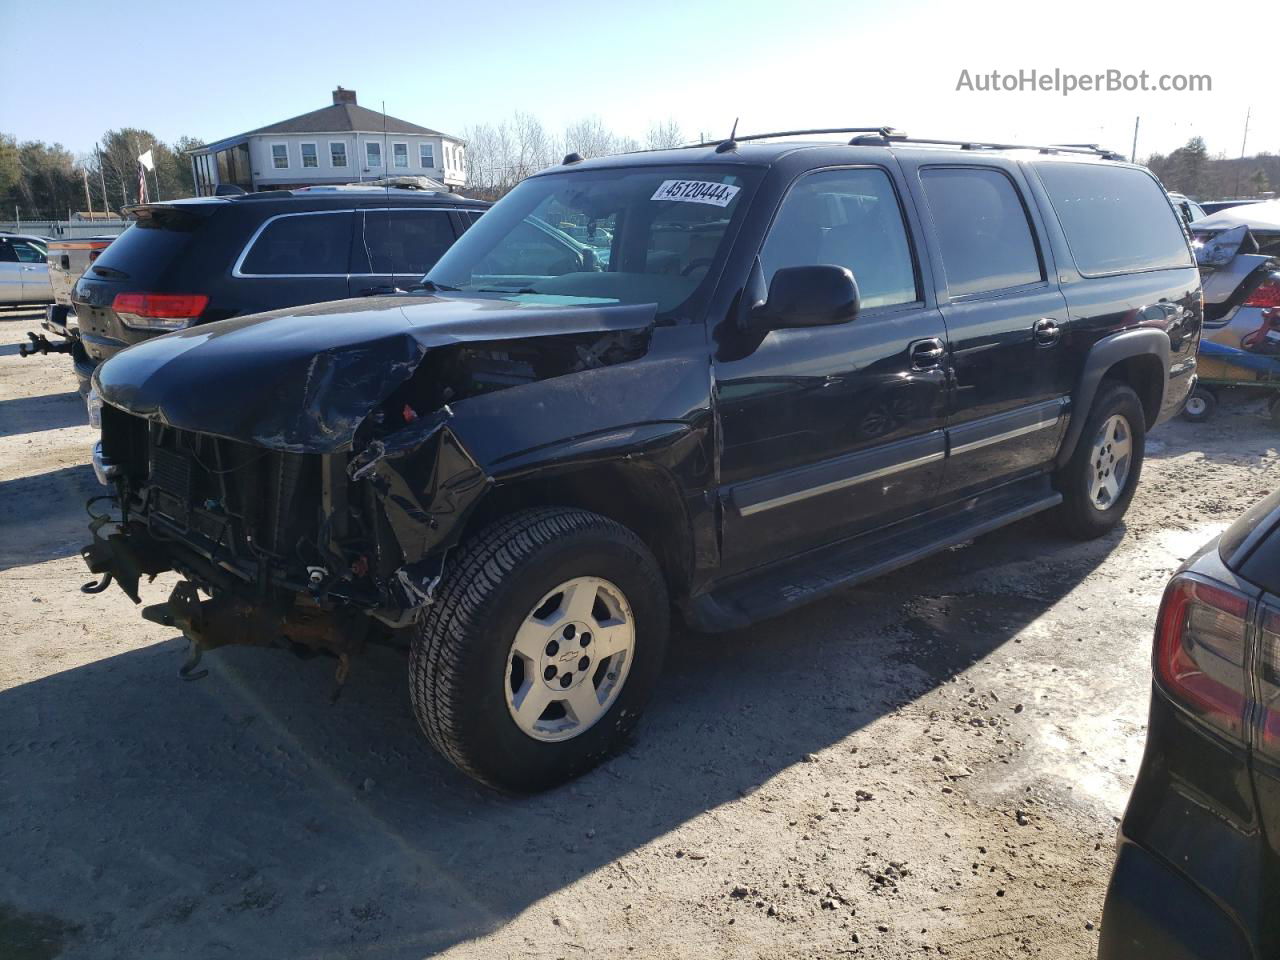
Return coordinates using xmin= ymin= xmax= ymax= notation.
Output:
xmin=1056 ymin=326 xmax=1171 ymax=469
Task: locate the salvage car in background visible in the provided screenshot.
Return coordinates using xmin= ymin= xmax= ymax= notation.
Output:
xmin=71 ymin=185 xmax=490 ymax=397
xmin=1182 ymin=201 xmax=1280 ymax=422
xmin=81 ymin=132 xmax=1199 ymax=791
xmin=18 ymin=236 xmax=115 ymax=370
xmin=0 ymin=233 xmax=53 ymax=308
xmin=1168 ymin=192 xmax=1206 ymax=226
xmin=1201 ymin=198 xmax=1270 ymax=217
xmin=1099 ymin=490 xmax=1280 ymax=959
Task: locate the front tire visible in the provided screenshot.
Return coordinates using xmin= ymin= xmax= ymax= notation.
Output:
xmin=409 ymin=507 xmax=669 ymax=792
xmin=1054 ymin=382 xmax=1146 ymax=540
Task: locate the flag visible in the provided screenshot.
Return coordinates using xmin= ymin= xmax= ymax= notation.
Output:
xmin=137 ymin=149 xmax=155 ymax=171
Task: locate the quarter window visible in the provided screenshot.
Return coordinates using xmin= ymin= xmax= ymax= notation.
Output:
xmin=392 ymin=143 xmax=409 ymax=168
xmin=920 ymin=167 xmax=1043 ymax=297
xmin=239 ymin=212 xmax=353 ymax=276
xmin=760 ymin=167 xmax=918 ymax=309
xmin=270 ymin=143 xmax=288 ymax=169
xmin=366 ymin=142 xmax=382 ymax=168
xmin=330 ymin=142 xmax=348 ymax=167
xmin=1034 ymin=162 xmax=1194 ymax=275
xmin=420 ymin=143 xmax=434 ymax=168
xmin=300 ymin=143 xmax=318 ymax=168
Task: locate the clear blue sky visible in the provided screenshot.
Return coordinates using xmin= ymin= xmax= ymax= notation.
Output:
xmin=1 ymin=0 xmax=1271 ymax=162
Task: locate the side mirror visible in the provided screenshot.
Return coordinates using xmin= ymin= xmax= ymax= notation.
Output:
xmin=751 ymin=265 xmax=860 ymax=331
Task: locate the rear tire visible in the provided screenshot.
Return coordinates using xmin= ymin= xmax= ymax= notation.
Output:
xmin=1054 ymin=382 xmax=1146 ymax=540
xmin=409 ymin=507 xmax=669 ymax=792
xmin=1181 ymin=385 xmax=1217 ymax=423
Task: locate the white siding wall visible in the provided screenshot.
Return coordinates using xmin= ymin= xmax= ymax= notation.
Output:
xmin=247 ymin=133 xmax=465 ymax=186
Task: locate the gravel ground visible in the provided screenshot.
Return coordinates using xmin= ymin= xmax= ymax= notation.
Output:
xmin=2 ymin=306 xmax=1278 ymax=960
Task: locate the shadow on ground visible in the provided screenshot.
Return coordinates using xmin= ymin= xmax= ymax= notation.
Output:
xmin=0 ymin=464 xmax=100 ymax=572
xmin=0 ymin=504 xmax=1118 ymax=958
xmin=0 ymin=391 xmax=86 ymax=438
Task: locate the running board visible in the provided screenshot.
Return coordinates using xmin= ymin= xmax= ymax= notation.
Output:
xmin=687 ymin=478 xmax=1062 ymax=631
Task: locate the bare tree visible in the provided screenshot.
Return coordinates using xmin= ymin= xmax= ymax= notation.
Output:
xmin=463 ymin=111 xmax=656 ymax=197
xmin=645 ymin=118 xmax=684 ymax=150
xmin=564 ymin=116 xmax=622 ymax=159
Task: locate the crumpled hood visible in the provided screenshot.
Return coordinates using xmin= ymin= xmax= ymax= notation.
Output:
xmin=94 ymin=294 xmax=656 ymax=453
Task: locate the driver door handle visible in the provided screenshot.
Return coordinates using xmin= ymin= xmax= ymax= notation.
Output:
xmin=1034 ymin=318 xmax=1062 ymax=346
xmin=909 ymin=337 xmax=945 ymax=370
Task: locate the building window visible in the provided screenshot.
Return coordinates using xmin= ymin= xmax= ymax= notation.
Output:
xmin=366 ymin=142 xmax=381 ymax=168
xmin=300 ymin=143 xmax=318 ymax=168
xmin=271 ymin=143 xmax=289 ymax=169
xmin=419 ymin=143 xmax=434 ymax=168
xmin=392 ymin=143 xmax=409 ymax=168
xmin=330 ymin=141 xmax=348 ymax=167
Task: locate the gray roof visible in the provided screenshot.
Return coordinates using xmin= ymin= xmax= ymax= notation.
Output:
xmin=1196 ymin=199 xmax=1280 ymax=232
xmin=237 ymin=102 xmax=457 ymax=140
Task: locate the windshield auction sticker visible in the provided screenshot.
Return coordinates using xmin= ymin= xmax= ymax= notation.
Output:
xmin=650 ymin=180 xmax=741 ymax=207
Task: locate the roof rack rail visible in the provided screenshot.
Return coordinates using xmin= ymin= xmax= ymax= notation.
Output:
xmin=700 ymin=129 xmax=1123 ymax=160
xmin=726 ymin=126 xmax=905 ymax=145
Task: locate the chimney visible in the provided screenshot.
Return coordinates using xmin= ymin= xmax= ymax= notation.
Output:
xmin=332 ymin=86 xmax=357 ymax=106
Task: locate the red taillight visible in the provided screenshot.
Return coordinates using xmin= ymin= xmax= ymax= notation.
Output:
xmin=111 ymin=292 xmax=208 ymax=331
xmin=1244 ymin=278 xmax=1280 ymax=309
xmin=1256 ymin=608 xmax=1280 ymax=758
xmin=111 ymin=292 xmax=208 ymax=318
xmin=88 ymin=250 xmax=102 ymax=263
xmin=1155 ymin=575 xmax=1249 ymax=739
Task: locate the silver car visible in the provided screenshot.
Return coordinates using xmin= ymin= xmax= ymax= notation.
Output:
xmin=0 ymin=233 xmax=54 ymax=306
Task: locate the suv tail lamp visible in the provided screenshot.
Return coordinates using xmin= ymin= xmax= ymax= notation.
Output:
xmin=1155 ymin=575 xmax=1249 ymax=740
xmin=1255 ymin=608 xmax=1280 ymax=759
xmin=111 ymin=292 xmax=208 ymax=331
xmin=1244 ymin=278 xmax=1280 ymax=310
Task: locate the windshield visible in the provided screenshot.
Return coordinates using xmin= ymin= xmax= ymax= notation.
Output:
xmin=427 ymin=164 xmax=759 ymax=317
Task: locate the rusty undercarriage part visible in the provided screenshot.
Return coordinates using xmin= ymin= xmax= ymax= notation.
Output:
xmin=141 ymin=580 xmax=368 ymax=691
xmin=80 ymin=507 xmax=170 ymax=603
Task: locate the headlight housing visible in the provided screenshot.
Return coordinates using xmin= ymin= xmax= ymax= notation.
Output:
xmin=86 ymin=384 xmax=103 ymax=429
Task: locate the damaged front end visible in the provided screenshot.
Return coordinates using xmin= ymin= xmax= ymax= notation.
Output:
xmin=81 ymin=402 xmax=491 ymax=674
xmin=79 ymin=296 xmax=654 ymax=673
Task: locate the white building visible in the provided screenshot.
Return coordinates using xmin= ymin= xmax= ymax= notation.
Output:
xmin=188 ymin=87 xmax=465 ymax=195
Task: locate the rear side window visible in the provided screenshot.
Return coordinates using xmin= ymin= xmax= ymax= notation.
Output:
xmin=90 ymin=213 xmax=202 ymax=282
xmin=920 ymin=167 xmax=1043 ymax=297
xmin=352 ymin=209 xmax=456 ymax=276
xmin=1035 ymin=163 xmax=1193 ymax=275
xmin=0 ymin=241 xmax=15 ymax=263
xmin=239 ymin=212 xmax=353 ymax=276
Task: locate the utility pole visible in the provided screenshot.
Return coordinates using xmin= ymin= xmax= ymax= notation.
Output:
xmin=97 ymin=151 xmax=109 ymax=217
xmin=82 ymin=165 xmax=93 ymax=218
xmin=1131 ymin=116 xmax=1140 ymax=163
xmin=1235 ymin=107 xmax=1252 ymax=198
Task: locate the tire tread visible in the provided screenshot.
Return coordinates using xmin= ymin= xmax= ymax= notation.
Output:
xmin=409 ymin=507 xmax=657 ymax=787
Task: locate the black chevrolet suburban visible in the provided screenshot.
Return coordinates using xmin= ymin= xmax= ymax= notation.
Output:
xmin=70 ymin=186 xmax=490 ymax=395
xmin=81 ymin=130 xmax=1201 ymax=790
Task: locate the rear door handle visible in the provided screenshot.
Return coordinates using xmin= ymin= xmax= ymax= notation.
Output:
xmin=1034 ymin=318 xmax=1061 ymax=346
xmin=909 ymin=337 xmax=945 ymax=370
